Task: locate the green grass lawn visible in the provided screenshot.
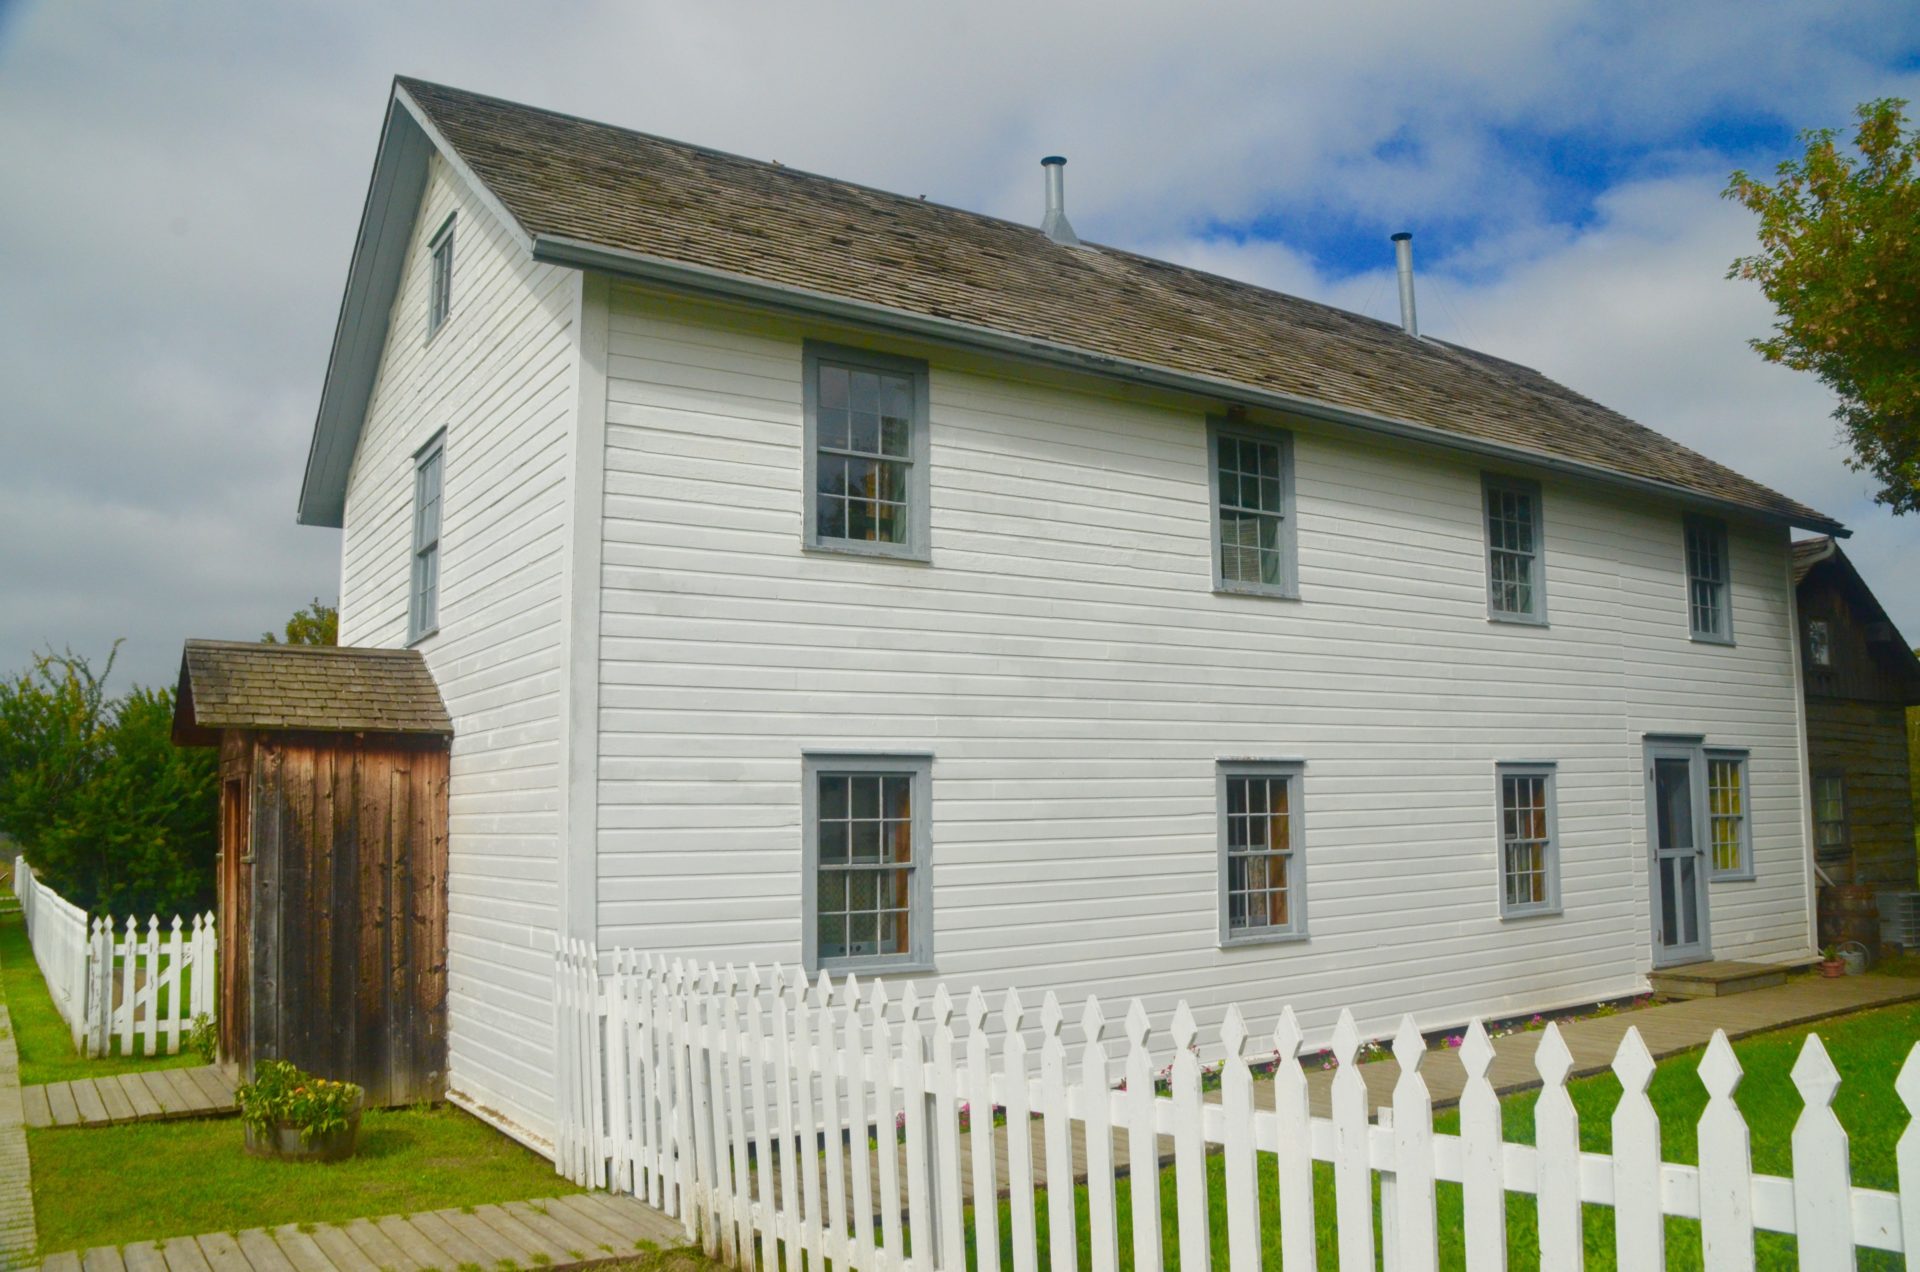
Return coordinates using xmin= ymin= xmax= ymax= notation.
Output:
xmin=0 ymin=910 xmax=206 ymax=1085
xmin=29 ymin=1105 xmax=584 ymax=1255
xmin=968 ymin=999 xmax=1919 ymax=1271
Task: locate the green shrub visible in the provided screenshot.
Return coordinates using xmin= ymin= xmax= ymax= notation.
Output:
xmin=0 ymin=646 xmax=216 ymax=916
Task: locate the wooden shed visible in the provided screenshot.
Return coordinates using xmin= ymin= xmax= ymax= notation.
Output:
xmin=172 ymin=640 xmax=453 ymax=1107
xmin=1792 ymin=539 xmax=1920 ymax=887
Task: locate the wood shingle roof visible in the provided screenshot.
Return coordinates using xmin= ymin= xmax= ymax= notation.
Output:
xmin=396 ymin=76 xmax=1838 ymax=533
xmin=172 ymin=640 xmax=451 ymax=745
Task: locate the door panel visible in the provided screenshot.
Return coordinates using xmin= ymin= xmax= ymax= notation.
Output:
xmin=1649 ymin=745 xmax=1711 ymax=966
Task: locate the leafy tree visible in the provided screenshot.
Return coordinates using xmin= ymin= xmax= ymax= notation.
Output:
xmin=1727 ymin=98 xmax=1920 ymax=513
xmin=0 ymin=647 xmax=216 ymax=917
xmin=262 ymin=598 xmax=338 ymax=646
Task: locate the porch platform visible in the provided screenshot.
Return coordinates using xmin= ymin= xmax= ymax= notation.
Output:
xmin=1646 ymin=959 xmax=1802 ymax=998
xmin=20 ymin=1065 xmax=235 ymax=1129
xmin=31 ymin=1192 xmax=684 ymax=1272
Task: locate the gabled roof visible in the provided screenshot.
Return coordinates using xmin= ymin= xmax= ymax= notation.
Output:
xmin=172 ymin=640 xmax=452 ymax=745
xmin=1790 ymin=538 xmax=1920 ymax=696
xmin=300 ymin=76 xmax=1845 ymax=535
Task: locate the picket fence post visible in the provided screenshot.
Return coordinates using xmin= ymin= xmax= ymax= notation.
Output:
xmin=1697 ymin=1029 xmax=1754 ymax=1271
xmin=1329 ymin=1010 xmax=1374 ymax=1271
xmin=1272 ymin=1006 xmax=1316 ymax=1272
xmin=1122 ymin=998 xmax=1162 ymax=1272
xmin=1079 ymin=996 xmax=1119 ymax=1272
xmin=1611 ymin=1027 xmax=1662 ymax=1271
xmin=1791 ymin=1033 xmax=1852 ymax=1271
xmin=1457 ymin=1018 xmax=1507 ymax=1272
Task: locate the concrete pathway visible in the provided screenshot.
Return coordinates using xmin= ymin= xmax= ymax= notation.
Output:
xmin=21 ymin=1067 xmax=235 ymax=1130
xmin=31 ymin=1192 xmax=686 ymax=1272
xmin=0 ymin=1008 xmax=39 ymax=1266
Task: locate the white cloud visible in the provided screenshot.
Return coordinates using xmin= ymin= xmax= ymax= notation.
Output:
xmin=0 ymin=0 xmax=1916 ymax=688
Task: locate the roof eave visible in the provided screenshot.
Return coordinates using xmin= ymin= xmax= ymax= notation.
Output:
xmin=298 ymin=86 xmax=456 ymax=527
xmin=532 ymin=232 xmax=1849 ymax=538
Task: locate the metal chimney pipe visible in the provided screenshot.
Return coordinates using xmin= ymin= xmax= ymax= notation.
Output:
xmin=1041 ymin=156 xmax=1080 ymax=247
xmin=1391 ymin=231 xmax=1419 ymax=338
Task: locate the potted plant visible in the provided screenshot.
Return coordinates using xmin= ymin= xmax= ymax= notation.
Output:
xmin=237 ymin=1060 xmax=365 ymax=1162
xmin=1818 ymin=944 xmax=1846 ymax=978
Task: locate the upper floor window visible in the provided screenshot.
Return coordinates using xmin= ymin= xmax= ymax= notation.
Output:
xmin=1806 ymin=619 xmax=1833 ymax=667
xmin=1497 ymin=764 xmax=1560 ymax=918
xmin=1684 ymin=515 xmax=1732 ymax=643
xmin=410 ymin=432 xmax=444 ymax=643
xmin=803 ymin=753 xmax=932 ymax=973
xmin=1812 ymin=774 xmax=1848 ymax=862
xmin=1209 ymin=420 xmax=1297 ymax=597
xmin=1706 ymin=750 xmax=1752 ymax=879
xmin=803 ymin=343 xmax=930 ymax=561
xmin=427 ymin=215 xmax=455 ymax=339
xmin=1218 ymin=761 xmax=1306 ymax=943
xmin=1484 ymin=475 xmax=1546 ymax=623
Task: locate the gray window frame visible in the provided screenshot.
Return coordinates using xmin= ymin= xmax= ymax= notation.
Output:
xmin=1482 ymin=474 xmax=1548 ymax=624
xmin=801 ymin=341 xmax=932 ymax=562
xmin=1812 ymin=772 xmax=1849 ymax=863
xmin=1684 ymin=514 xmax=1734 ymax=644
xmin=1217 ymin=759 xmax=1308 ymax=947
xmin=1496 ymin=762 xmax=1562 ymax=919
xmin=408 ymin=430 xmax=445 ymax=645
xmin=1207 ymin=418 xmax=1299 ymax=599
xmin=427 ymin=214 xmax=455 ymax=340
xmin=1704 ymin=747 xmax=1754 ymax=882
xmin=801 ymin=751 xmax=935 ymax=976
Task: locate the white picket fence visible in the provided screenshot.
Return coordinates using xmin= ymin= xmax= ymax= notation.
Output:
xmin=12 ymin=856 xmax=216 ymax=1057
xmin=12 ymin=857 xmax=91 ymax=1046
xmin=556 ymin=943 xmax=1920 ymax=1271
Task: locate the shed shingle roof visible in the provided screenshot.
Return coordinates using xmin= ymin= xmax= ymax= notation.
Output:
xmin=395 ymin=76 xmax=1837 ymax=532
xmin=172 ymin=640 xmax=451 ymax=745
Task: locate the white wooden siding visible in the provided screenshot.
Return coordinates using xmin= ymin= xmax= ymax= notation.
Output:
xmin=337 ymin=156 xmax=577 ymax=1144
xmin=592 ymin=285 xmax=1812 ymax=1053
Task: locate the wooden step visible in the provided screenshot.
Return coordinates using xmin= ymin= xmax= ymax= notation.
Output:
xmin=1648 ymin=960 xmax=1793 ymax=998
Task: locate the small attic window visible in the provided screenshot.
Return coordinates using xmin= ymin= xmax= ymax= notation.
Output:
xmin=427 ymin=214 xmax=455 ymax=339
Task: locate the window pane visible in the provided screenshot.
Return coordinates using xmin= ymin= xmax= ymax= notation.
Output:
xmin=1499 ymin=771 xmax=1554 ymax=912
xmin=1223 ymin=772 xmax=1296 ymax=935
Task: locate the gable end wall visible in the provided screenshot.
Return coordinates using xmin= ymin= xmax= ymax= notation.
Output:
xmin=337 ymin=154 xmax=578 ymax=1146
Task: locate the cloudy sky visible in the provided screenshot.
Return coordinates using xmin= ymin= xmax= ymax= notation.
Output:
xmin=2 ymin=1 xmax=1917 ymax=689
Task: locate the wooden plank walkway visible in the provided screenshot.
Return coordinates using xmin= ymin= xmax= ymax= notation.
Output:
xmin=0 ymin=1007 xmax=40 ymax=1265
xmin=30 ymin=1193 xmax=686 ymax=1272
xmin=20 ymin=1066 xmax=235 ymax=1130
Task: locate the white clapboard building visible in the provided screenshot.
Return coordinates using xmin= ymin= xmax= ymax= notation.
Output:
xmin=297 ymin=78 xmax=1842 ymax=1152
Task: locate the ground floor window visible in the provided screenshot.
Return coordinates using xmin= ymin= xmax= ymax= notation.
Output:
xmin=1706 ymin=750 xmax=1753 ymax=879
xmin=1218 ymin=761 xmax=1306 ymax=943
xmin=803 ymin=753 xmax=932 ymax=974
xmin=1498 ymin=763 xmax=1559 ymax=917
xmin=1813 ymin=773 xmax=1848 ymax=862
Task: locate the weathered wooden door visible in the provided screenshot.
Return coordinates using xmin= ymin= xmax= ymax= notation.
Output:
xmin=217 ymin=739 xmax=252 ymax=1064
xmin=248 ymin=733 xmax=448 ymax=1105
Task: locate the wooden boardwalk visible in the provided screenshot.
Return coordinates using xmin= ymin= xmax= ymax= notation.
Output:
xmin=0 ymin=1007 xmax=39 ymax=1266
xmin=31 ymin=1193 xmax=685 ymax=1272
xmin=20 ymin=1066 xmax=235 ymax=1130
